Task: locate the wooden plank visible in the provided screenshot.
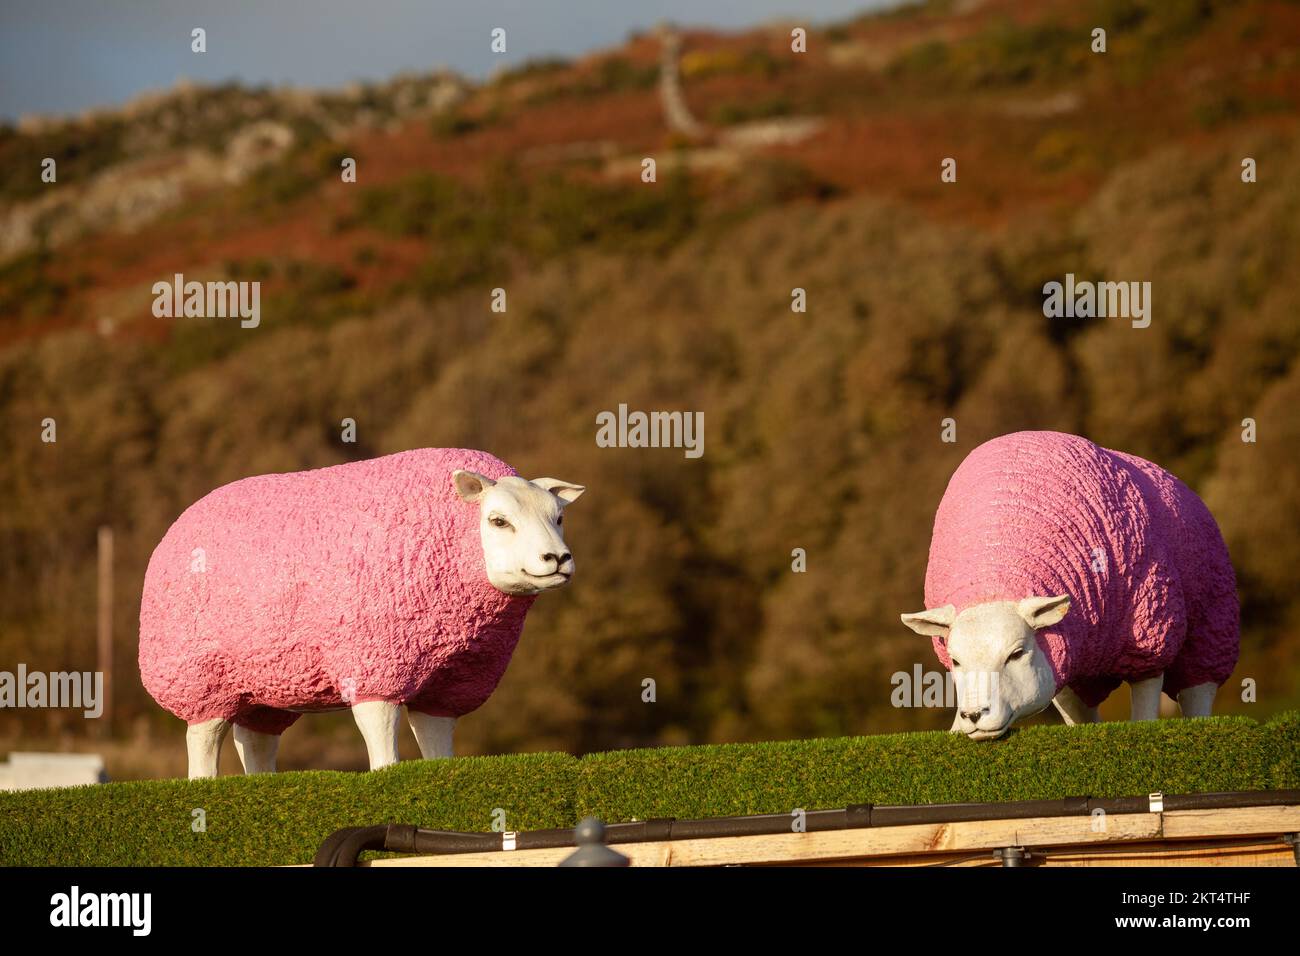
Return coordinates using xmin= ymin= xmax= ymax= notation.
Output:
xmin=365 ymin=804 xmax=1300 ymax=867
xmin=1031 ymin=842 xmax=1295 ymax=867
xmin=633 ymin=814 xmax=1162 ymax=866
xmin=1161 ymin=805 xmax=1300 ymax=839
xmin=373 ymin=846 xmax=573 ymax=867
xmin=371 ymin=842 xmax=685 ymax=867
xmin=801 ymin=841 xmax=1296 ymax=868
xmin=369 ymin=840 xmax=1297 ymax=867
xmin=369 ymin=811 xmax=1163 ymax=867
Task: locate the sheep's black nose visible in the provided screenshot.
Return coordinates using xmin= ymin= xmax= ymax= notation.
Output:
xmin=960 ymin=707 xmax=987 ymax=722
xmin=542 ymin=552 xmax=572 ymax=567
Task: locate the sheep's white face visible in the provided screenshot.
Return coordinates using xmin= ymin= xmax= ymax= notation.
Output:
xmin=901 ymin=596 xmax=1069 ymax=740
xmin=453 ymin=470 xmax=585 ymax=596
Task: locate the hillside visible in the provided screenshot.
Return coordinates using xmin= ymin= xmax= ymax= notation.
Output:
xmin=1 ymin=0 xmax=1299 ymax=775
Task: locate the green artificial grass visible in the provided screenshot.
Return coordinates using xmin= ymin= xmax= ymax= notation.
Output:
xmin=578 ymin=715 xmax=1289 ymax=821
xmin=2 ymin=713 xmax=1296 ymax=866
xmin=0 ymin=752 xmax=578 ymax=867
xmin=1265 ymin=710 xmax=1300 ymax=789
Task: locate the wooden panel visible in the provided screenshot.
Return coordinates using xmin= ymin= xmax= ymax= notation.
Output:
xmin=1030 ymin=842 xmax=1295 ymax=867
xmin=373 ymin=846 xmax=575 ymax=867
xmin=796 ymin=842 xmax=1296 ymax=868
xmin=1162 ymin=805 xmax=1300 ymax=839
xmin=365 ymin=804 xmax=1300 ymax=867
xmin=370 ymin=812 xmax=1159 ymax=867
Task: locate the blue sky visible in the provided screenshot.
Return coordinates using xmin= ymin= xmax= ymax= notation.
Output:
xmin=0 ymin=0 xmax=897 ymax=121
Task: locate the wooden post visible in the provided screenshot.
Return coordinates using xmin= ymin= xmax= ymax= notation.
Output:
xmin=97 ymin=525 xmax=113 ymax=733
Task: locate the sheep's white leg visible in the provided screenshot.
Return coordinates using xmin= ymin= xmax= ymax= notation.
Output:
xmin=1177 ymin=683 xmax=1216 ymax=718
xmin=232 ymin=725 xmax=279 ymax=774
xmin=1052 ymin=686 xmax=1100 ymax=726
xmin=407 ymin=710 xmax=456 ymax=759
xmin=352 ymin=701 xmax=401 ymax=770
xmin=1129 ymin=675 xmax=1165 ymax=721
xmin=186 ymin=718 xmax=230 ymax=779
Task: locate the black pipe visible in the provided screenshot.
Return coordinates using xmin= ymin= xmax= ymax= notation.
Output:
xmin=313 ymin=824 xmax=506 ymax=866
xmin=314 ymin=825 xmax=390 ymax=867
xmin=411 ymin=828 xmax=503 ymax=855
xmin=313 ymin=788 xmax=1300 ymax=866
xmin=312 ymin=826 xmax=358 ymax=867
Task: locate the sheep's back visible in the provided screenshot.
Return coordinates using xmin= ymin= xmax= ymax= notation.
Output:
xmin=139 ymin=448 xmax=531 ymax=721
xmin=924 ymin=431 xmax=1188 ymax=700
xmin=1110 ymin=451 xmax=1238 ymax=694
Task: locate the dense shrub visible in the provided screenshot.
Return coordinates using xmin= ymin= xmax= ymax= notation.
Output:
xmin=1 ymin=715 xmax=1292 ymax=866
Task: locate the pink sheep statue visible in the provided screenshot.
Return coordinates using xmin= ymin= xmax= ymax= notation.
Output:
xmin=901 ymin=431 xmax=1238 ymax=739
xmin=139 ymin=448 xmax=585 ymax=778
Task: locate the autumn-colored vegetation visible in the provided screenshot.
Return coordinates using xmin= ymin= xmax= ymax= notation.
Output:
xmin=1 ymin=0 xmax=1298 ymax=775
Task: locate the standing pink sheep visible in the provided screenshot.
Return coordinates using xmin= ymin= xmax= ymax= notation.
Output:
xmin=901 ymin=431 xmax=1238 ymax=739
xmin=139 ymin=448 xmax=585 ymax=777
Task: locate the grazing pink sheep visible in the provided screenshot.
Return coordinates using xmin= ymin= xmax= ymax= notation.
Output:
xmin=139 ymin=448 xmax=585 ymax=777
xmin=901 ymin=431 xmax=1238 ymax=739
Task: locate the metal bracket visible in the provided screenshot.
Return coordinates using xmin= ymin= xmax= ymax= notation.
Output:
xmin=993 ymin=846 xmax=1030 ymax=867
xmin=502 ymin=831 xmax=518 ymax=851
xmin=1148 ymin=791 xmax=1164 ymax=813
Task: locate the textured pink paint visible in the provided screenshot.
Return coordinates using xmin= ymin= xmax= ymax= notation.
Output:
xmin=924 ymin=432 xmax=1239 ymax=707
xmin=139 ymin=448 xmax=536 ymax=734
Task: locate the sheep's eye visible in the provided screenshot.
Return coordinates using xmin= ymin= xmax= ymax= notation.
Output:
xmin=556 ymin=515 xmax=563 ymax=526
xmin=951 ymin=659 xmax=961 ymax=668
xmin=489 ymin=516 xmax=511 ymax=529
xmin=1007 ymin=649 xmax=1025 ymax=663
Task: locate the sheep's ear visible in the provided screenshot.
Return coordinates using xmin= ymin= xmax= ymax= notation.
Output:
xmin=531 ymin=477 xmax=585 ymax=505
xmin=900 ymin=605 xmax=956 ymax=638
xmin=1018 ymin=594 xmax=1070 ymax=629
xmin=452 ymin=470 xmax=496 ymax=502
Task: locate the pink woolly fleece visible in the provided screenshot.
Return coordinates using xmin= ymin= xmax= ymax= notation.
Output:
xmin=924 ymin=431 xmax=1239 ymax=707
xmin=139 ymin=448 xmax=536 ymax=734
